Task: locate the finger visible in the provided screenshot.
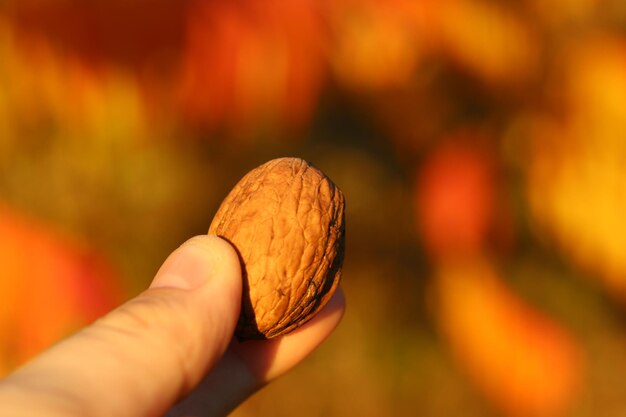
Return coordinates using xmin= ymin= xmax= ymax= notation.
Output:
xmin=0 ymin=235 xmax=242 ymax=417
xmin=168 ymin=287 xmax=345 ymax=417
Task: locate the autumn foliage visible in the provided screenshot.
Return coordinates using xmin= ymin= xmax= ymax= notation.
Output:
xmin=1 ymin=0 xmax=625 ymax=415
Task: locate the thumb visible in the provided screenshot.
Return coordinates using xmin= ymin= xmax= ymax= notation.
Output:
xmin=0 ymin=235 xmax=242 ymax=417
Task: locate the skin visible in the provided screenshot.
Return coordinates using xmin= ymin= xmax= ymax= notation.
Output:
xmin=0 ymin=235 xmax=346 ymax=417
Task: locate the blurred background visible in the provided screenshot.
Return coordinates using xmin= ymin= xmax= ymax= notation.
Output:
xmin=2 ymin=0 xmax=626 ymax=415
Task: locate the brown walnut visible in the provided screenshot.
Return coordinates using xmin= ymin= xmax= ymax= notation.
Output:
xmin=208 ymin=157 xmax=345 ymax=340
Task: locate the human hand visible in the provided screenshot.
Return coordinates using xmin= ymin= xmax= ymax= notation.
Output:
xmin=0 ymin=235 xmax=345 ymax=417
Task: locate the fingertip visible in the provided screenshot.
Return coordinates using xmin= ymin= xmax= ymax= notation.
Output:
xmin=185 ymin=235 xmax=242 ymax=273
xmin=233 ymin=286 xmax=346 ymax=383
xmin=323 ymin=286 xmax=346 ymax=322
xmin=151 ymin=235 xmax=242 ymax=292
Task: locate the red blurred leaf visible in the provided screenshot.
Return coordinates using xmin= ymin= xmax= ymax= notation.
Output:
xmin=177 ymin=0 xmax=327 ymax=135
xmin=0 ymin=204 xmax=124 ymax=372
xmin=415 ymin=135 xmax=498 ymax=258
xmin=7 ymin=0 xmax=186 ymax=69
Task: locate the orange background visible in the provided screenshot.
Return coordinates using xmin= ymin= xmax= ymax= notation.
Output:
xmin=2 ymin=1 xmax=626 ymax=415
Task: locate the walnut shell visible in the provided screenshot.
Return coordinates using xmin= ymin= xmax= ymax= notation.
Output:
xmin=208 ymin=157 xmax=345 ymax=340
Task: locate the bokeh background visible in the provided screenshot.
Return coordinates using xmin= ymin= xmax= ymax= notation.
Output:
xmin=2 ymin=0 xmax=626 ymax=415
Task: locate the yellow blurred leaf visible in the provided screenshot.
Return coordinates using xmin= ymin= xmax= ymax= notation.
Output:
xmin=428 ymin=0 xmax=539 ymax=85
xmin=0 ymin=19 xmax=148 ymax=145
xmin=526 ymin=37 xmax=626 ymax=299
xmin=328 ymin=0 xmax=425 ymax=91
xmin=525 ymin=0 xmax=601 ymax=28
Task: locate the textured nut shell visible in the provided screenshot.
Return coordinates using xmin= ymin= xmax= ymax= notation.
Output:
xmin=208 ymin=157 xmax=345 ymax=339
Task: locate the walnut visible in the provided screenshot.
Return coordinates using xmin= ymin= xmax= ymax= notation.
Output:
xmin=208 ymin=157 xmax=345 ymax=340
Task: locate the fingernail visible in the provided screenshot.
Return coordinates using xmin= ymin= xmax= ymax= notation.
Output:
xmin=151 ymin=240 xmax=213 ymax=290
